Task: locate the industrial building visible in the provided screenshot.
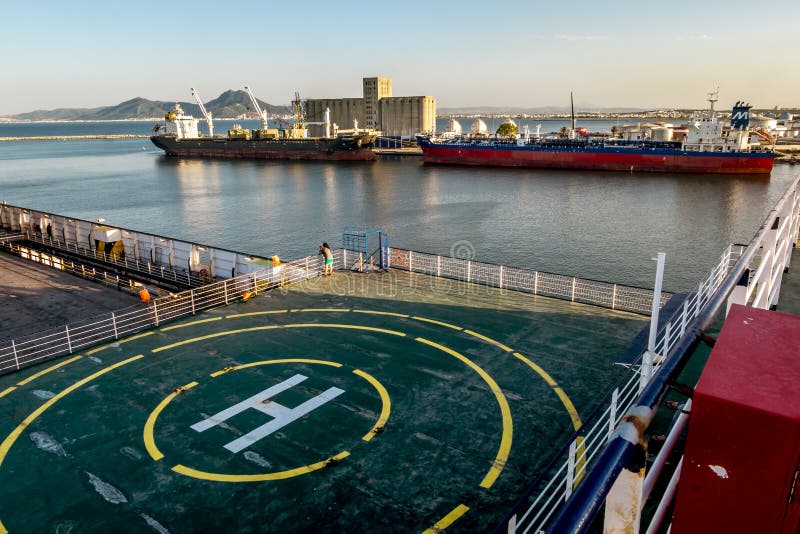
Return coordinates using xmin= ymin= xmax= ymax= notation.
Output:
xmin=305 ymin=77 xmax=436 ymax=138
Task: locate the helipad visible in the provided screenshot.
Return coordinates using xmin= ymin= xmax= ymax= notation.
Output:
xmin=0 ymin=270 xmax=647 ymax=532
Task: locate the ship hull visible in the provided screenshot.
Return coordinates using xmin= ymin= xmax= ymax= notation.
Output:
xmin=418 ymin=141 xmax=774 ymax=174
xmin=150 ymin=135 xmax=377 ymax=161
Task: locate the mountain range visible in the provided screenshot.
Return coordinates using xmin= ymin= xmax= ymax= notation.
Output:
xmin=4 ymin=90 xmax=289 ymax=121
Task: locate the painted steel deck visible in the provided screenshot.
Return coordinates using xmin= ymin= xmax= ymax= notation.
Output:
xmin=0 ymin=270 xmax=647 ymax=533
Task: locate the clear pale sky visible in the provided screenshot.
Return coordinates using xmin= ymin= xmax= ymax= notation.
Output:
xmin=1 ymin=0 xmax=798 ymax=115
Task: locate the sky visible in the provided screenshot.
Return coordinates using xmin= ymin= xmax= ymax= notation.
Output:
xmin=1 ymin=0 xmax=799 ymax=115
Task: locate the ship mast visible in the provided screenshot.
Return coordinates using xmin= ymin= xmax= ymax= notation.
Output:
xmin=244 ymin=86 xmax=269 ymax=129
xmin=191 ymin=87 xmax=214 ymax=137
xmin=571 ymin=91 xmax=576 ymax=132
xmin=707 ymin=87 xmax=719 ymax=118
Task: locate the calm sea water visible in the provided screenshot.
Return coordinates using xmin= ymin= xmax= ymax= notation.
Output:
xmin=0 ymin=121 xmax=796 ymax=291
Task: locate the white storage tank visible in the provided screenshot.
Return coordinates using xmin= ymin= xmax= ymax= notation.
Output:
xmin=470 ymin=118 xmax=488 ymax=135
xmin=651 ymin=127 xmax=673 ymax=141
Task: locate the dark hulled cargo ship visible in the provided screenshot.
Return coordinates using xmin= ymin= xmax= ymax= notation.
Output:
xmin=150 ymin=89 xmax=377 ymax=162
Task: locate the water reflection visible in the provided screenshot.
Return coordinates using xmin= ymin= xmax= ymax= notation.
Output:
xmin=1 ymin=143 xmax=796 ymax=291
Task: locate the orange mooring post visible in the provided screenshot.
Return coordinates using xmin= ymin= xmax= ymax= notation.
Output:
xmin=139 ymin=288 xmax=151 ymax=303
xmin=242 ymin=291 xmax=253 ymax=302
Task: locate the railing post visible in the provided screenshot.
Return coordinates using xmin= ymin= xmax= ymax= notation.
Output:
xmin=499 ymin=265 xmax=504 ymax=289
xmin=565 ymin=439 xmax=577 ymax=499
xmin=641 ymin=252 xmax=666 ymax=392
xmin=571 ymin=277 xmax=577 ymax=302
xmin=11 ymin=339 xmax=19 ymax=370
xmin=343 ymin=248 xmax=348 ymax=269
xmin=112 ymin=312 xmax=118 ymax=339
xmin=612 ymin=284 xmax=617 ymax=309
xmin=467 ymin=260 xmax=471 ymax=283
xmin=507 ymin=514 xmax=517 ymax=534
xmin=252 ymin=273 xmax=258 ymax=295
xmin=608 ymin=387 xmax=619 ymax=442
xmin=409 ymin=250 xmax=413 ymax=272
xmin=153 ymin=300 xmax=159 ymax=327
xmin=437 ymin=255 xmax=441 ymax=277
xmin=224 ymin=280 xmax=229 ymax=304
xmin=534 ymin=271 xmax=539 ymax=295
xmin=65 ymin=325 xmax=73 ymax=354
xmin=190 ymin=289 xmax=196 ymax=315
xmin=680 ymin=299 xmax=689 ymax=337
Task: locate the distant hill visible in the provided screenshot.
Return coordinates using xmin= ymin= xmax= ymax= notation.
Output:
xmin=6 ymin=91 xmax=288 ymax=121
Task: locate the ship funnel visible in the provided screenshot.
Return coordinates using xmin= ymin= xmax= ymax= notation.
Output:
xmin=731 ymin=101 xmax=752 ymax=130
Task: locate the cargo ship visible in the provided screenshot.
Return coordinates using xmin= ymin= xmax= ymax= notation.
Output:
xmin=418 ymin=93 xmax=775 ymax=174
xmin=150 ymin=88 xmax=377 ymax=161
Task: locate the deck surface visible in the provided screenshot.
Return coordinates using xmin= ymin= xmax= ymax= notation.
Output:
xmin=0 ymin=269 xmax=647 ymax=533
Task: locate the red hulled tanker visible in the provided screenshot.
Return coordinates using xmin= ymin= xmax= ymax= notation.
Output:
xmin=418 ymin=97 xmax=774 ymax=174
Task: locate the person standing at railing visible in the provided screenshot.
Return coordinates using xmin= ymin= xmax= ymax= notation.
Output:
xmin=319 ymin=243 xmax=333 ymax=275
xmin=46 ymin=223 xmax=52 ymax=241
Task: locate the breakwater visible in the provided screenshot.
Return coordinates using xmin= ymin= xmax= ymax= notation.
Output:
xmin=0 ymin=134 xmax=150 ymax=141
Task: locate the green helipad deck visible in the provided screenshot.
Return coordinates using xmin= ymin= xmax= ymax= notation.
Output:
xmin=0 ymin=271 xmax=647 ymax=532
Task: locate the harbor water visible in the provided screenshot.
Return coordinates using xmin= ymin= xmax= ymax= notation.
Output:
xmin=0 ymin=120 xmax=796 ymax=291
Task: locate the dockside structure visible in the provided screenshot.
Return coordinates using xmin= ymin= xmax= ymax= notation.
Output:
xmin=305 ymin=76 xmax=436 ymax=138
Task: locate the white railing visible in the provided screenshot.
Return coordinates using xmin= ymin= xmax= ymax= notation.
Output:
xmin=378 ymin=247 xmax=668 ymax=315
xmin=506 ymin=174 xmax=800 ymax=533
xmin=506 ymin=242 xmax=741 ymax=533
xmin=0 ymin=253 xmax=325 ymax=375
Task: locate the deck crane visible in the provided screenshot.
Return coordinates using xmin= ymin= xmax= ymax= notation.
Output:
xmin=244 ymin=85 xmax=268 ymax=129
xmin=190 ymin=87 xmax=214 ymax=137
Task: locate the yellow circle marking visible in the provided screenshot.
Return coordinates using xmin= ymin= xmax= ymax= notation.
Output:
xmin=172 ymin=451 xmax=351 ymax=482
xmin=352 ymin=369 xmax=391 ymax=441
xmin=422 ymin=503 xmax=470 ymax=533
xmin=415 ymin=337 xmax=512 ymax=489
xmin=151 ymin=324 xmax=406 ymax=354
xmin=143 ymin=381 xmax=199 ymax=461
xmin=0 ymin=354 xmax=144 ymax=471
xmin=160 ymin=317 xmax=222 ymax=332
xmin=143 ymin=358 xmax=390 ymax=483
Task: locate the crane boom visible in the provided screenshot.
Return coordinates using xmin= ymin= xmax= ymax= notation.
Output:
xmin=244 ymin=86 xmax=268 ymax=129
xmin=190 ymin=87 xmax=214 ymax=137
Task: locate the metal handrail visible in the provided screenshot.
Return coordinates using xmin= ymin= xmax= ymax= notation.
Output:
xmin=546 ymin=174 xmax=800 ymax=532
xmin=0 ymin=252 xmax=325 ymax=375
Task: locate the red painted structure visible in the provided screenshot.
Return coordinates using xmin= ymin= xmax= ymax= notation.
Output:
xmin=671 ymin=304 xmax=800 ymax=532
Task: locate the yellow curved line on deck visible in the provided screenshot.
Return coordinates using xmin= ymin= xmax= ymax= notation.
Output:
xmin=291 ymin=308 xmax=351 ymax=313
xmin=410 ymin=316 xmax=462 ymax=330
xmin=171 ymin=451 xmax=350 ymax=482
xmin=422 ymin=504 xmax=470 ymax=533
xmin=151 ymin=325 xmax=281 ymax=352
xmin=226 ymin=310 xmax=288 ymax=318
xmin=160 ymin=317 xmax=221 ymax=331
xmin=352 ymin=309 xmax=410 ymax=318
xmin=511 ymin=352 xmax=581 ymax=431
xmin=209 ymin=358 xmax=343 ymax=377
xmin=415 ymin=337 xmax=512 ymax=489
xmin=0 ymin=354 xmax=144 ymax=474
xmin=16 ymin=355 xmax=83 ymax=386
xmin=0 ymin=387 xmax=15 ymax=400
xmin=152 ymin=324 xmax=406 ymax=354
xmin=512 ymin=351 xmax=586 ymax=486
xmin=463 ymin=329 xmax=513 ymax=353
xmin=352 ymin=369 xmax=391 ymax=441
xmin=85 ymin=331 xmax=154 ymax=355
xmin=284 ymin=324 xmax=406 ymax=337
xmin=143 ymin=381 xmax=199 ymax=461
